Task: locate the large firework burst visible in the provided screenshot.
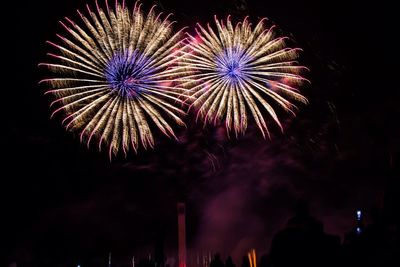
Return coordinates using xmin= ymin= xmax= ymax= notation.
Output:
xmin=178 ymin=16 xmax=309 ymax=138
xmin=39 ymin=0 xmax=186 ymax=157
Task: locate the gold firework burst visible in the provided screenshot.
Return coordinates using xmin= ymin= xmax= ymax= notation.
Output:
xmin=177 ymin=16 xmax=309 ymax=138
xmin=39 ymin=0 xmax=187 ymax=157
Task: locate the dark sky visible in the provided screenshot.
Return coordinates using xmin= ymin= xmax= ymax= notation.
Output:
xmin=3 ymin=0 xmax=398 ymax=266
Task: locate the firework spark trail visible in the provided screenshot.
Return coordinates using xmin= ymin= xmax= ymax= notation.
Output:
xmin=39 ymin=0 xmax=188 ymax=158
xmin=248 ymin=249 xmax=256 ymax=267
xmin=175 ymin=16 xmax=309 ymax=138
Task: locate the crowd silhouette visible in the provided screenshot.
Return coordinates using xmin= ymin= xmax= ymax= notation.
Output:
xmin=206 ymin=197 xmax=399 ymax=267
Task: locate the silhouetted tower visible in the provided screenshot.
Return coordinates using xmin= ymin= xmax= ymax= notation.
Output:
xmin=177 ymin=203 xmax=187 ymax=267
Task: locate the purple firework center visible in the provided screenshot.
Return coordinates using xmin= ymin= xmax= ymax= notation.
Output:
xmin=226 ymin=61 xmax=242 ymax=79
xmin=217 ymin=49 xmax=245 ymax=83
xmin=105 ymin=50 xmax=153 ymax=98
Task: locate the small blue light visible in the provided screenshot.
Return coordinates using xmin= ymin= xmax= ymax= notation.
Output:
xmin=356 ymin=210 xmax=362 ymax=221
xmin=77 ymin=265 xmax=81 ymax=267
xmin=356 ymin=227 xmax=361 ymax=234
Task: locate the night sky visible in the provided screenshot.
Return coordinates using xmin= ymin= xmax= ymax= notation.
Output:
xmin=3 ymin=0 xmax=398 ymax=266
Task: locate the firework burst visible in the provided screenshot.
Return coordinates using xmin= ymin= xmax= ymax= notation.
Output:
xmin=177 ymin=16 xmax=309 ymax=138
xmin=39 ymin=0 xmax=187 ymax=157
